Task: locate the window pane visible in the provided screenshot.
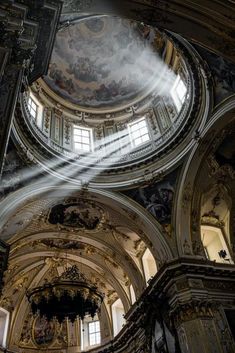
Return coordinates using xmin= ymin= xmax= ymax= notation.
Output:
xmin=74 ymin=129 xmax=82 ymax=136
xmin=142 ymin=134 xmax=150 ymax=142
xmin=130 ymin=123 xmax=139 ymax=132
xmin=129 ymin=118 xmax=150 ymax=148
xmin=75 ymin=143 xmax=82 ymax=150
xmin=89 ymin=320 xmax=101 ymax=346
xmin=74 ymin=135 xmax=82 ymax=142
xmin=31 ymin=101 xmax=37 ymax=110
xmin=138 ymin=120 xmax=146 ymax=128
xmin=82 ymin=137 xmax=90 ymax=144
xmin=177 ymin=80 xmax=187 ymax=101
xmin=95 ymin=321 xmax=100 ymax=331
xmin=89 ymin=322 xmax=95 ymax=333
xmin=171 ymin=75 xmax=187 ymax=111
xmin=96 ymin=332 xmax=101 ymax=343
xmin=90 ymin=334 xmax=96 ymax=345
xmin=82 ymin=130 xmax=89 ymax=137
xmin=140 ymin=126 xmax=148 ymax=135
xmin=134 ymin=137 xmax=142 ymax=146
xmin=28 ymin=97 xmax=38 ymax=119
xmin=132 ymin=130 xmax=141 ymax=139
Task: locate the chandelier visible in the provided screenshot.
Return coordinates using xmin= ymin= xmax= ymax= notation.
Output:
xmin=27 ymin=265 xmax=104 ymax=323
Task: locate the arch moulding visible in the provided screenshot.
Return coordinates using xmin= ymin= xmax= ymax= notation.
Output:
xmin=174 ymin=96 xmax=235 ymax=257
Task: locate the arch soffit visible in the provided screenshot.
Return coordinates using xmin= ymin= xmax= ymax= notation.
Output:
xmin=174 ymin=96 xmax=235 ymax=255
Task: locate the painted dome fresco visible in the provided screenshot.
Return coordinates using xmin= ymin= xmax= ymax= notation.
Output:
xmin=43 ymin=16 xmax=167 ymax=108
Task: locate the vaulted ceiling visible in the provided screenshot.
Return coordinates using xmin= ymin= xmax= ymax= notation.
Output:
xmin=0 ymin=187 xmax=167 ymax=336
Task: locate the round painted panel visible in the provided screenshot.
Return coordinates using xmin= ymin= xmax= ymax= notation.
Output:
xmin=32 ymin=316 xmax=56 ymax=347
xmin=44 ymin=16 xmax=166 ymax=108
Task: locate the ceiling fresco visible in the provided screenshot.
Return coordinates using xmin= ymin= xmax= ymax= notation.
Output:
xmin=48 ymin=199 xmax=104 ymax=230
xmin=43 ymin=16 xmax=166 ymax=108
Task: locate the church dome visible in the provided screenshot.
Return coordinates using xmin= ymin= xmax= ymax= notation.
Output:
xmin=13 ymin=15 xmax=209 ymax=188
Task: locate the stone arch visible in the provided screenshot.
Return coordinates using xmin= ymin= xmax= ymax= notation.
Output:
xmin=174 ymin=96 xmax=235 ymax=257
xmin=0 ymin=183 xmax=174 ymax=265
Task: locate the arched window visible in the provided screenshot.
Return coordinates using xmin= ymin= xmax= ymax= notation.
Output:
xmin=111 ymin=299 xmax=125 ymax=337
xmin=0 ymin=308 xmax=10 ymax=348
xmin=201 ymin=225 xmax=233 ymax=264
xmin=142 ymin=248 xmax=157 ymax=284
xmin=130 ymin=284 xmax=136 ymax=304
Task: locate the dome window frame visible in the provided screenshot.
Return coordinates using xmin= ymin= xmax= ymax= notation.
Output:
xmin=73 ymin=124 xmax=93 ymax=153
xmin=170 ymin=74 xmax=187 ymax=112
xmin=128 ymin=116 xmax=150 ymax=148
xmin=27 ymin=96 xmax=38 ymax=120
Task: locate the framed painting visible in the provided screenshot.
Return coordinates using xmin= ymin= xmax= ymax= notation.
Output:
xmin=32 ymin=316 xmax=56 ymax=347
